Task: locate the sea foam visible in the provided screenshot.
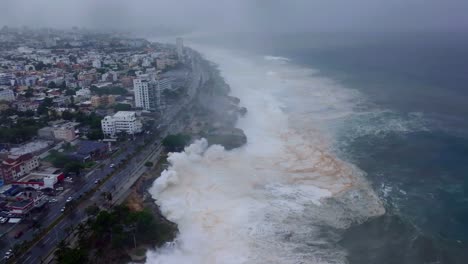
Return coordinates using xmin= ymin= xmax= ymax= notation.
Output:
xmin=146 ymin=48 xmax=384 ymax=264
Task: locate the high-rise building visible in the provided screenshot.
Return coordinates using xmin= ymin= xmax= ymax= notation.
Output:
xmin=176 ymin=37 xmax=184 ymax=60
xmin=133 ymin=77 xmax=156 ymax=111
xmin=133 ymin=75 xmax=172 ymax=111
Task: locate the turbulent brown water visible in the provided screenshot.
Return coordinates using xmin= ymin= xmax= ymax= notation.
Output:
xmin=147 ymin=47 xmax=384 ymax=264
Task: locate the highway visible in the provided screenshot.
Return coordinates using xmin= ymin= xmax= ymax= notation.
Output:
xmin=13 ymin=135 xmax=150 ymax=264
xmin=3 ymin=53 xmax=205 ymax=264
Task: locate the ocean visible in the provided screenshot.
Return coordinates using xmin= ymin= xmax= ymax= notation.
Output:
xmin=147 ymin=32 xmax=468 ymax=264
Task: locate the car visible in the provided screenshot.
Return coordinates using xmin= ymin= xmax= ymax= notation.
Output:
xmin=94 ymin=179 xmax=101 ymax=184
xmin=0 ymin=217 xmax=7 ymax=224
xmin=110 ymin=164 xmax=115 ymax=168
xmin=60 ymin=207 xmax=66 ymax=212
xmin=48 ymin=198 xmax=58 ymax=203
xmin=14 ymin=231 xmax=23 ymax=239
xmin=56 ymin=187 xmax=64 ymax=191
xmin=66 ymin=197 xmax=72 ymax=202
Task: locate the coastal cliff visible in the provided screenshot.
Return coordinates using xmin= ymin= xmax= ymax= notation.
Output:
xmin=186 ymin=56 xmax=247 ymax=150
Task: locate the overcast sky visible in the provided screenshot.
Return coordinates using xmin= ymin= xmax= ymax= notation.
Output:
xmin=1 ymin=0 xmax=468 ymax=33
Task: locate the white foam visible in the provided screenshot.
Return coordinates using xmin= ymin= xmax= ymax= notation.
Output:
xmin=146 ymin=47 xmax=384 ymax=264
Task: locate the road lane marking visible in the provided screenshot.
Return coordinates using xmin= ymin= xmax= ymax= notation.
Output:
xmin=43 ymin=237 xmax=51 ymax=244
xmin=58 ymin=222 xmax=67 ymax=229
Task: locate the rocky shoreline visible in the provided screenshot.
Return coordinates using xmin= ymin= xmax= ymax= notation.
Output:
xmin=122 ymin=51 xmax=247 ymax=262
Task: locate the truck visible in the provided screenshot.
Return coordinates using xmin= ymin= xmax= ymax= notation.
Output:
xmin=8 ymin=218 xmax=22 ymax=224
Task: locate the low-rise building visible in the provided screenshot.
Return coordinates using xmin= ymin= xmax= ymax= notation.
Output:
xmin=0 ymin=88 xmax=15 ymax=101
xmin=37 ymin=126 xmax=55 ymax=140
xmin=52 ymin=122 xmax=78 ymax=142
xmin=76 ymin=88 xmax=91 ymax=98
xmin=91 ymin=95 xmax=115 ymax=108
xmin=11 ymin=168 xmax=64 ymax=190
xmin=0 ymin=154 xmax=40 ymax=183
xmin=101 ymin=111 xmax=142 ymax=138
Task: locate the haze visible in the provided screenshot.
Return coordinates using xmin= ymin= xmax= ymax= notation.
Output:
xmin=1 ymin=0 xmax=468 ymax=33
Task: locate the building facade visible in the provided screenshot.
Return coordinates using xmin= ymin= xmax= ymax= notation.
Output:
xmin=0 ymin=88 xmax=15 ymax=101
xmin=52 ymin=122 xmax=77 ymax=142
xmin=0 ymin=154 xmax=40 ymax=183
xmin=176 ymin=37 xmax=184 ymax=60
xmin=133 ymin=76 xmax=171 ymax=111
xmin=101 ymin=111 xmax=142 ymax=138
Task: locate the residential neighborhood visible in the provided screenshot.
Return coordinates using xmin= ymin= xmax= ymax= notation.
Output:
xmin=0 ymin=26 xmax=193 ymax=263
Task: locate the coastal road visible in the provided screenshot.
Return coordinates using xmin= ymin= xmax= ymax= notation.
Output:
xmin=10 ymin=135 xmax=153 ymax=264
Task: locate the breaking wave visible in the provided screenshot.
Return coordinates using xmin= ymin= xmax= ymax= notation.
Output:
xmin=146 ymin=49 xmax=386 ymax=264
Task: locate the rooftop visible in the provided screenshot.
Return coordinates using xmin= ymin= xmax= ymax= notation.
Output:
xmin=113 ymin=111 xmax=136 ymax=118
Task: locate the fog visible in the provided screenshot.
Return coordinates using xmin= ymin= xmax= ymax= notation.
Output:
xmin=1 ymin=0 xmax=468 ymax=33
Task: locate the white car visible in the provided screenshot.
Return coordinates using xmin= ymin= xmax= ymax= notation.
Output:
xmin=48 ymin=198 xmax=58 ymax=203
xmin=60 ymin=207 xmax=66 ymax=212
xmin=110 ymin=163 xmax=115 ymax=168
xmin=4 ymin=249 xmax=12 ymax=259
xmin=66 ymin=197 xmax=72 ymax=202
xmin=0 ymin=217 xmax=6 ymax=224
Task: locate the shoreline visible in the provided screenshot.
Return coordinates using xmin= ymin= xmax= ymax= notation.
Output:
xmin=121 ymin=48 xmax=247 ymax=262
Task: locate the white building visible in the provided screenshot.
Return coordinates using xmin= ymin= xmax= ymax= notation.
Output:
xmin=133 ymin=76 xmax=172 ymax=111
xmin=75 ymin=88 xmax=91 ymax=98
xmin=92 ymin=59 xmax=102 ymax=69
xmin=0 ymin=88 xmax=15 ymax=101
xmin=133 ymin=76 xmax=155 ymax=111
xmin=101 ymin=111 xmax=142 ymax=138
xmin=176 ymin=37 xmax=184 ymax=60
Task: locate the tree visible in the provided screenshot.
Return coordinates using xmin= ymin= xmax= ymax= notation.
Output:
xmin=51 ymin=154 xmax=73 ymax=168
xmin=59 ymin=81 xmax=67 ymax=90
xmin=64 ymin=162 xmax=84 ymax=175
xmin=65 ymin=89 xmax=75 ymax=96
xmin=24 ymin=87 xmax=34 ymax=98
xmin=114 ymin=103 xmax=131 ymax=111
xmin=68 ymin=55 xmax=77 ymax=64
xmin=127 ymin=69 xmax=136 ymax=76
xmin=48 ymin=81 xmax=57 ymax=88
xmin=85 ymin=205 xmax=100 ymax=217
xmin=55 ymin=243 xmax=88 ymax=264
xmin=37 ymin=97 xmax=54 ymax=115
xmin=35 ymin=61 xmax=46 ymax=71
xmin=162 ymin=134 xmax=191 ymax=152
xmin=24 ymin=109 xmax=35 ymax=117
xmin=61 ymin=110 xmax=74 ymax=120
xmin=86 ymin=129 xmax=104 ymax=140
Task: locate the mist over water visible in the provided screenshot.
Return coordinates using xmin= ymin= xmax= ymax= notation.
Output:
xmin=147 ymin=47 xmax=386 ymax=264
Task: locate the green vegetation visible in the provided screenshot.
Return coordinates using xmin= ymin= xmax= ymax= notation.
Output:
xmin=37 ymin=97 xmax=54 ymax=116
xmin=85 ymin=205 xmax=100 ymax=217
xmin=54 ymin=205 xmax=176 ymax=263
xmin=162 ymin=134 xmax=191 ymax=152
xmin=55 ymin=240 xmax=88 ymax=264
xmin=90 ymin=86 xmax=127 ymax=96
xmin=46 ymin=150 xmax=84 ymax=175
xmin=86 ymin=129 xmax=104 ymax=140
xmin=24 ymin=87 xmax=34 ymax=98
xmin=113 ymin=103 xmax=132 ymax=111
xmin=0 ymin=115 xmax=45 ymax=144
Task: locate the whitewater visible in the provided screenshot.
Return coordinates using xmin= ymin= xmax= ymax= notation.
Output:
xmin=146 ymin=47 xmax=385 ymax=264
